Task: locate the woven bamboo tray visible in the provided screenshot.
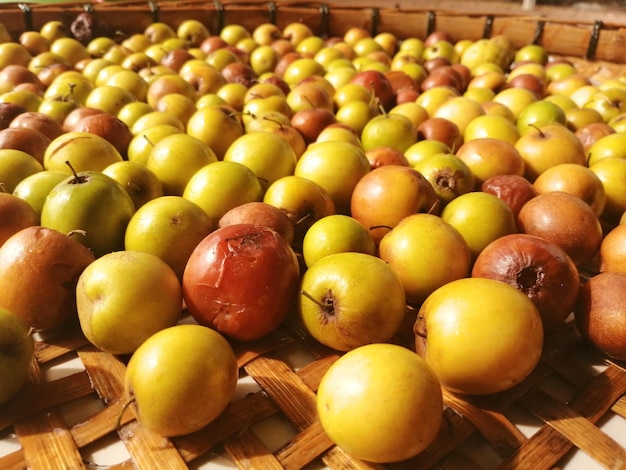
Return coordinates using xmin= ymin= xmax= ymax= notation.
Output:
xmin=1 ymin=1 xmax=626 ymax=469
xmin=2 ymin=310 xmax=626 ymax=469
xmin=3 ymin=0 xmax=626 ymax=62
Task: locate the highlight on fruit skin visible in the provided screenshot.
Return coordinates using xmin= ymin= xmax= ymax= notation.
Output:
xmin=415 ymin=277 xmax=544 ymax=396
xmin=0 ymin=225 xmax=95 ymax=331
xmin=122 ymin=324 xmax=239 ymax=437
xmin=298 ymin=251 xmax=407 ymax=352
xmin=574 ymin=271 xmax=626 ymax=361
xmin=182 ymin=223 xmax=301 ymax=342
xmin=472 ymin=233 xmax=581 ymax=333
xmin=316 ymin=342 xmax=443 ymax=463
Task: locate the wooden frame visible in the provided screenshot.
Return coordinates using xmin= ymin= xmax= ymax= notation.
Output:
xmin=2 ymin=1 xmax=626 ymax=62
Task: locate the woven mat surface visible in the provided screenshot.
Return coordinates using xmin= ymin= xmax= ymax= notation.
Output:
xmin=1 ymin=310 xmax=625 ymax=469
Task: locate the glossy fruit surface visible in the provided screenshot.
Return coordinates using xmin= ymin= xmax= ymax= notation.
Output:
xmin=299 ymin=252 xmax=406 ymax=351
xmin=77 ymin=250 xmax=182 ymax=354
xmin=575 ymin=272 xmax=626 ymax=361
xmin=40 ymin=170 xmax=136 ymax=257
xmin=317 ymin=343 xmax=442 ymax=463
xmin=472 ymin=233 xmax=580 ymax=332
xmin=0 ymin=226 xmax=95 ymax=331
xmin=124 ymin=324 xmax=238 ymax=436
xmin=416 ymin=277 xmax=543 ymax=395
xmin=379 ymin=213 xmax=471 ymax=305
xmin=183 ymin=224 xmax=300 ymax=341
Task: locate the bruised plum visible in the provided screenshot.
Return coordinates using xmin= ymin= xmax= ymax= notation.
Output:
xmin=472 ymin=233 xmax=580 ymax=332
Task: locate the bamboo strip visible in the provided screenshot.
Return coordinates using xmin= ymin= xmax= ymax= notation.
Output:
xmin=275 ymin=420 xmax=334 ymax=470
xmin=442 ymin=389 xmax=527 ymax=458
xmin=28 ymin=350 xmax=42 ymax=387
xmin=468 ymin=356 xmax=562 ymax=413
xmin=570 ymin=365 xmax=626 ymax=421
xmin=498 ymin=365 xmax=626 ymax=468
xmin=0 ymin=401 xmax=133 ymax=470
xmin=0 ymin=371 xmax=93 ymax=431
xmin=77 ymin=345 xmax=127 ymax=404
xmin=70 ymin=399 xmax=134 ymax=448
xmin=233 ymin=328 xmax=296 ymax=368
xmin=410 ymin=327 xmax=614 ymax=468
xmin=173 ymin=390 xmax=279 ymax=463
xmin=78 ymin=344 xmax=189 ymax=468
xmin=536 ymin=339 xmax=596 ymax=389
xmin=291 ymin=353 xmax=339 ymax=392
xmin=322 ymin=445 xmax=386 ymax=469
xmin=244 ymin=355 xmax=318 ymax=432
xmin=607 ymin=359 xmax=626 ymax=374
xmin=104 ymin=460 xmax=137 ymax=470
xmin=284 ymin=315 xmax=338 ymax=360
xmin=0 ymin=450 xmax=26 ymax=470
xmin=34 ymin=323 xmax=90 ymax=364
xmin=118 ymin=420 xmax=189 ymax=470
xmin=406 ymin=407 xmax=477 ymax=468
xmin=614 ymin=397 xmax=626 ymax=419
xmin=13 ymin=407 xmax=84 ymax=470
xmin=0 ymin=321 xmax=623 ymax=469
xmin=519 ymin=388 xmax=626 ymax=469
xmin=496 ymin=414 xmax=578 ymax=469
xmin=436 ymin=452 xmax=486 ymax=470
xmin=224 ymin=428 xmax=285 ymax=469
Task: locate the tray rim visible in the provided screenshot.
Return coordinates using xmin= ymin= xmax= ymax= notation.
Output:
xmin=2 ymin=0 xmax=626 ymax=63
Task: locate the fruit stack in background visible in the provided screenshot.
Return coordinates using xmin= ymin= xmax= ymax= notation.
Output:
xmin=1 ymin=1 xmax=626 ymax=468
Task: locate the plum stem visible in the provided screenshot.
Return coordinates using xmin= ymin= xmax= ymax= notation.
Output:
xmin=65 ymin=161 xmax=89 ymax=184
xmin=115 ymin=396 xmax=136 ymax=431
xmin=263 ymin=116 xmax=285 ymax=130
xmin=67 ymin=229 xmax=87 ymax=239
xmin=528 ymin=123 xmax=545 ymax=138
xmin=142 ymin=135 xmax=154 ymax=147
xmin=427 ymin=199 xmax=441 ymax=214
xmin=62 ymin=83 xmax=76 ymax=102
xmin=367 ymin=82 xmax=379 ymax=109
xmin=295 ymin=212 xmax=312 ymax=226
xmin=301 ymin=289 xmax=333 ymax=314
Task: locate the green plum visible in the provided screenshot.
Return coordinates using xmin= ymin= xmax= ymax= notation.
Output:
xmin=102 ymin=161 xmax=164 ymax=210
xmin=40 ymin=168 xmax=135 ymax=257
xmin=125 ymin=196 xmax=214 ymax=280
xmin=0 ymin=308 xmax=34 ymax=405
xmin=13 ymin=170 xmax=67 ymax=217
xmin=0 ymin=149 xmax=44 ymax=193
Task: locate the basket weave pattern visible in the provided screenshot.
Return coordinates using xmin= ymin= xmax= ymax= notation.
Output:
xmin=1 ymin=311 xmax=626 ymax=469
xmin=0 ymin=1 xmax=626 ymax=469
